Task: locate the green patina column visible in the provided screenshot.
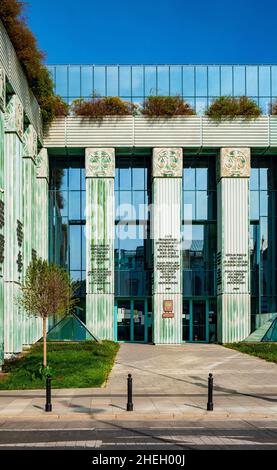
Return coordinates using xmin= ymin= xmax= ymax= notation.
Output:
xmin=152 ymin=148 xmax=183 ymax=344
xmin=0 ymin=66 xmax=5 ymax=366
xmin=35 ymin=149 xmax=49 ymax=335
xmin=4 ymin=94 xmax=24 ymax=355
xmin=217 ymin=147 xmax=251 ymax=343
xmin=85 ymin=148 xmax=115 ymax=340
xmin=22 ymin=124 xmax=38 ymax=346
xmin=36 ymin=148 xmax=49 ymax=261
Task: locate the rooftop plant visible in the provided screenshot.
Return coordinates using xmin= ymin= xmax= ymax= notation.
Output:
xmin=205 ymin=96 xmax=262 ymax=120
xmin=270 ymin=99 xmax=277 ymax=115
xmin=142 ymin=95 xmax=195 ymax=116
xmin=0 ymin=0 xmax=68 ymax=125
xmin=71 ymin=96 xmax=137 ymax=117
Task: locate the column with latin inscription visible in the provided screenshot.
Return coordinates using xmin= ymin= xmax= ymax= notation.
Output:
xmin=217 ymin=147 xmax=251 ymax=343
xmin=152 ymin=148 xmax=183 ymax=344
xmin=86 ymin=148 xmax=115 ymax=339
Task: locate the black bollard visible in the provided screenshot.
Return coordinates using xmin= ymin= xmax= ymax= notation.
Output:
xmin=126 ymin=374 xmax=133 ymax=411
xmin=207 ymin=373 xmax=214 ymax=411
xmin=45 ymin=375 xmax=52 ymax=412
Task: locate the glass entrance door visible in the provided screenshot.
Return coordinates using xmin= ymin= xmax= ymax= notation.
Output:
xmin=192 ymin=300 xmax=206 ymax=341
xmin=116 ymin=299 xmax=148 ymax=342
xmin=133 ymin=300 xmax=145 ymax=341
xmin=182 ymin=299 xmax=213 ymax=342
xmin=117 ymin=300 xmax=131 ymax=341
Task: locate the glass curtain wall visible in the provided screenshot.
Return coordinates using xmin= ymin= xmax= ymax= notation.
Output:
xmin=182 ymin=156 xmax=217 ymax=342
xmin=49 ymin=156 xmax=86 ymax=323
xmin=48 ymin=64 xmax=277 ymax=114
xmin=250 ymin=156 xmax=277 ymax=331
xmin=115 ymin=155 xmax=152 ymax=342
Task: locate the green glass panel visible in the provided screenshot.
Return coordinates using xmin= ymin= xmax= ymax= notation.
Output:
xmin=262 ymin=317 xmax=277 ymax=342
xmin=44 ymin=314 xmax=97 ymax=342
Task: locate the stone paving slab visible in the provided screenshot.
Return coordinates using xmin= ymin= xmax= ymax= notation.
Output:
xmin=0 ymin=343 xmax=276 ymax=420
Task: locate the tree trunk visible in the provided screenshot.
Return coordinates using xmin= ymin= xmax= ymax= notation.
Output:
xmin=43 ymin=317 xmax=47 ymax=368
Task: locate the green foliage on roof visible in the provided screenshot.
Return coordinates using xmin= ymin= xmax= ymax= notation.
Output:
xmin=0 ymin=0 xmax=68 ymax=125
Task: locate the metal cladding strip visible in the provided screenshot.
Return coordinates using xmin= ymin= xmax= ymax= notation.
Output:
xmin=203 ymin=116 xmax=269 ymax=147
xmin=43 ymin=117 xmax=66 ymax=148
xmin=36 ymin=149 xmax=49 ymax=260
xmin=22 ymin=125 xmax=38 ymax=346
xmin=0 ymin=22 xmax=9 ymax=74
xmin=269 ymin=116 xmax=277 ymax=146
xmin=66 ymin=116 xmax=134 ymax=148
xmin=33 ymin=163 xmax=42 ymax=341
xmin=86 ymin=294 xmax=114 ymax=340
xmin=22 ymin=156 xmax=30 ymax=345
xmin=0 ymin=111 xmax=4 ymax=366
xmin=134 ymin=116 xmax=202 ymax=147
xmin=34 ymin=149 xmax=49 ymax=342
xmin=217 ymin=148 xmax=251 ymax=343
xmin=217 ymin=294 xmax=251 ymax=344
xmin=85 ymin=148 xmax=115 ymax=340
xmin=4 ymin=126 xmax=23 ymax=354
xmin=152 ymin=149 xmax=183 ymax=344
xmin=43 ymin=115 xmax=277 ymax=149
xmin=0 ymin=20 xmax=43 ymax=142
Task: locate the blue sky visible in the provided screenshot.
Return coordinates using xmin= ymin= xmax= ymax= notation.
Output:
xmin=25 ymin=0 xmax=277 ymax=64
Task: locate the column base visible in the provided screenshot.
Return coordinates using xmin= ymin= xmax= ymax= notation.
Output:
xmin=153 ymin=293 xmax=182 ymax=344
xmin=86 ymin=293 xmax=115 ymax=341
xmin=217 ymin=293 xmax=251 ymax=343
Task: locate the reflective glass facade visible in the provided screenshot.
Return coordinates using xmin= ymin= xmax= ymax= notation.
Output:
xmin=49 ymin=156 xmax=86 ymax=322
xmin=182 ymin=156 xmax=217 ymax=342
xmin=250 ymin=156 xmax=277 ymax=330
xmin=115 ymin=155 xmax=152 ymax=298
xmin=48 ymin=64 xmax=277 ymax=114
xmin=114 ymin=155 xmax=153 ymax=342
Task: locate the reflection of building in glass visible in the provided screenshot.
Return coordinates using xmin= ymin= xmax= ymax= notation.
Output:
xmin=49 ymin=64 xmax=277 ymax=115
xmin=49 ymin=156 xmax=86 ymax=323
xmin=250 ymin=158 xmax=277 ymax=329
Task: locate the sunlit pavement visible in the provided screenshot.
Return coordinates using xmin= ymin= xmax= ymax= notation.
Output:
xmin=0 ymin=344 xmax=276 ymax=420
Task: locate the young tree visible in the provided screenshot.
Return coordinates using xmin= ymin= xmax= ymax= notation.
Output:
xmin=19 ymin=258 xmax=78 ymax=368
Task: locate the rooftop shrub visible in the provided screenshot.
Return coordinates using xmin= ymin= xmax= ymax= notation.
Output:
xmin=142 ymin=95 xmax=195 ymax=116
xmin=205 ymin=96 xmax=262 ymax=120
xmin=270 ymin=99 xmax=277 ymax=115
xmin=0 ymin=0 xmax=68 ymax=125
xmin=71 ymin=96 xmax=137 ymax=117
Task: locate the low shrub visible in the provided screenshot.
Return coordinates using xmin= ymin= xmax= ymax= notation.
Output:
xmin=142 ymin=95 xmax=195 ymax=116
xmin=205 ymin=96 xmax=262 ymax=120
xmin=0 ymin=0 xmax=68 ymax=125
xmin=72 ymin=96 xmax=136 ymax=117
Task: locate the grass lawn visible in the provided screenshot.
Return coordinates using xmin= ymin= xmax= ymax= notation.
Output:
xmin=225 ymin=342 xmax=277 ymax=364
xmin=0 ymin=341 xmax=119 ymax=390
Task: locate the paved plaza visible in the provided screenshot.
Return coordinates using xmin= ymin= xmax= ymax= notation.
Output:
xmin=0 ymin=343 xmax=276 ymax=419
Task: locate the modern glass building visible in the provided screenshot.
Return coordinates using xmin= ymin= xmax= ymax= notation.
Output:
xmin=1 ymin=13 xmax=277 ymax=367
xmin=48 ymin=64 xmax=277 ymax=114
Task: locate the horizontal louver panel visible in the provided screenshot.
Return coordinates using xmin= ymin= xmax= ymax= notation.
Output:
xmin=44 ymin=116 xmax=277 ymax=149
